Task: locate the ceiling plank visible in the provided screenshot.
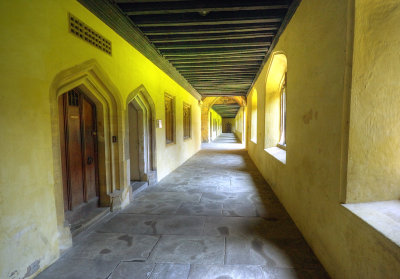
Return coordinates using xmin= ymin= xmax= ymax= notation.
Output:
xmin=136 ymin=17 xmax=282 ymax=27
xmin=169 ymin=57 xmax=264 ymax=64
xmin=156 ymin=41 xmax=271 ymax=50
xmin=175 ymin=63 xmax=261 ymax=68
xmin=121 ymin=0 xmax=289 ymax=15
xmin=162 ymin=48 xmax=268 ymax=56
xmin=142 ymin=25 xmax=280 ymax=35
xmin=77 ymin=0 xmax=201 ymax=100
xmin=150 ymin=32 xmax=274 ymax=43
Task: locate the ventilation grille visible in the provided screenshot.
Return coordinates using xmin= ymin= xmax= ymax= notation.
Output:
xmin=69 ymin=14 xmax=112 ymax=55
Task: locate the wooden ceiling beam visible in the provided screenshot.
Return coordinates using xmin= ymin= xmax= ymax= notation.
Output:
xmin=169 ymin=57 xmax=264 ymax=63
xmin=189 ymin=75 xmax=253 ymax=78
xmin=201 ymin=93 xmax=247 ymax=97
xmin=178 ymin=69 xmax=258 ymax=73
xmin=162 ymin=48 xmax=268 ymax=56
xmin=136 ymin=17 xmax=282 ymax=27
xmin=120 ymin=1 xmax=289 ymax=15
xmin=141 ymin=25 xmax=280 ymax=36
xmin=150 ymin=32 xmax=274 ymax=43
xmin=197 ymin=88 xmax=249 ymax=92
xmin=191 ymin=81 xmax=252 ymax=85
xmin=157 ymin=41 xmax=271 ymax=50
xmin=195 ymin=85 xmax=251 ymax=89
xmin=185 ymin=76 xmax=255 ymax=80
xmin=195 ymin=88 xmax=250 ymax=92
xmin=175 ymin=63 xmax=261 ymax=68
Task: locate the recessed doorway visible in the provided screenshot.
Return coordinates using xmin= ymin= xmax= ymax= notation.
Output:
xmin=59 ymin=88 xmax=104 ymax=231
xmin=127 ymin=93 xmax=156 ymax=186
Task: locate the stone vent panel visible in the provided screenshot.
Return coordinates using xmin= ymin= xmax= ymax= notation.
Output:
xmin=69 ymin=13 xmax=112 ymax=55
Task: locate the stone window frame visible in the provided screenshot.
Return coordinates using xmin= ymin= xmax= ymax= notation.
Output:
xmin=164 ymin=93 xmax=175 ymax=145
xmin=183 ymin=102 xmax=191 ymax=140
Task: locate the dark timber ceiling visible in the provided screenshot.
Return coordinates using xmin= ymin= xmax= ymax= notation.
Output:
xmin=112 ymin=0 xmax=295 ymax=97
xmin=78 ymin=0 xmax=299 ymax=98
xmin=212 ymin=104 xmax=241 ymax=118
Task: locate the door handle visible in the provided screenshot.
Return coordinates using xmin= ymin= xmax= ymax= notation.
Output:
xmin=87 ymin=156 xmax=94 ymax=165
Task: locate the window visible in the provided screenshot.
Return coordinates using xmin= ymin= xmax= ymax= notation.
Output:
xmin=165 ymin=94 xmax=175 ymax=144
xmin=264 ymin=52 xmax=287 ymax=164
xmin=250 ymin=89 xmax=258 ymax=143
xmin=278 ymin=74 xmax=287 ymax=147
xmin=183 ymin=102 xmax=191 ymax=139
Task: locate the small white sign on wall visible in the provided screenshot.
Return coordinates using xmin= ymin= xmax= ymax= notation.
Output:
xmin=156 ymin=119 xmax=162 ymax=128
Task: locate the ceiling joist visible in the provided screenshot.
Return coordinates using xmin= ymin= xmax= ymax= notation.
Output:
xmin=80 ymin=0 xmax=299 ymax=98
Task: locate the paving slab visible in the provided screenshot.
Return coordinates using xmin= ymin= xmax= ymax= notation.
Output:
xmin=188 ymin=264 xmax=265 ymax=279
xmin=36 ymin=258 xmax=118 ymax=279
xmin=176 ymin=201 xmax=223 ymax=216
xmin=135 ymin=192 xmax=202 ymax=203
xmin=65 ymin=233 xmax=159 ymax=261
xmin=148 ymin=235 xmax=225 ymax=264
xmin=122 ymin=200 xmax=182 ymax=215
xmin=36 ymin=134 xmax=328 ymax=279
xmin=150 ymin=263 xmax=191 ymax=279
xmin=226 ymin=236 xmax=320 ymax=268
xmin=109 ymin=262 xmax=154 ymax=279
xmin=98 ymin=214 xmax=205 ymax=235
xmin=223 ymin=202 xmax=258 ymax=217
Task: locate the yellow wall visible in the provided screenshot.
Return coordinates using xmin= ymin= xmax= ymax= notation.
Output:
xmin=250 ymin=89 xmax=258 ymax=143
xmin=209 ymin=108 xmax=222 ymax=140
xmin=346 ymin=0 xmax=400 ymax=202
xmin=0 ymin=0 xmax=201 ymax=278
xmin=246 ymin=0 xmax=400 ymax=278
xmin=234 ymin=107 xmax=244 ymax=142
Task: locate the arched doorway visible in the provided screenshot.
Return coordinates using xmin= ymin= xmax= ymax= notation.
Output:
xmin=50 ymin=60 xmax=123 ymax=247
xmin=127 ymin=86 xmax=157 ymax=186
xmin=59 ymin=88 xmax=100 ymax=225
xmin=226 ymin=122 xmax=232 ymax=133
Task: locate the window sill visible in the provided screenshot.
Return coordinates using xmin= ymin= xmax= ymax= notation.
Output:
xmin=264 ymin=146 xmax=286 ymax=164
xmin=166 ymin=141 xmax=176 ymax=146
xmin=343 ymin=200 xmax=400 ymax=247
xmin=183 ymin=137 xmax=192 ymax=142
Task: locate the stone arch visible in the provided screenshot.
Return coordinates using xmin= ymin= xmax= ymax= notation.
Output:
xmin=126 ymin=85 xmax=157 ymax=185
xmin=201 ymin=96 xmax=246 ymax=142
xmin=49 ymin=59 xmax=124 ymax=249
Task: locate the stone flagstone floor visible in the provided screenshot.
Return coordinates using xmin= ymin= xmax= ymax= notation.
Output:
xmin=37 ymin=133 xmax=329 ymax=279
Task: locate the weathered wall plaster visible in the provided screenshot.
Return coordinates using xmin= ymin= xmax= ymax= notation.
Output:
xmin=249 ymin=89 xmax=258 ymax=143
xmin=234 ymin=107 xmax=245 ymax=143
xmin=209 ymin=108 xmax=222 ymax=141
xmin=246 ymin=0 xmax=400 ymax=278
xmin=346 ymin=0 xmax=400 ymax=202
xmin=0 ymin=0 xmax=201 ymax=277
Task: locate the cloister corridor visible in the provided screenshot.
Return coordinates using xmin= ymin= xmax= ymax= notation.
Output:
xmin=37 ymin=133 xmax=328 ymax=279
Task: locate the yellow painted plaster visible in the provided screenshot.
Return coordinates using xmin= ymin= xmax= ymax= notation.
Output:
xmin=0 ymin=0 xmax=201 ymax=277
xmin=346 ymin=0 xmax=400 ymax=202
xmin=250 ymin=89 xmax=258 ymax=143
xmin=209 ymin=108 xmax=222 ymax=141
xmin=234 ymin=107 xmax=245 ymax=142
xmin=246 ymin=0 xmax=400 ymax=278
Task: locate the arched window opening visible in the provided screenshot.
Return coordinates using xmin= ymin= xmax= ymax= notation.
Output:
xmin=278 ymin=74 xmax=287 ymax=148
xmin=264 ymin=52 xmax=287 ymax=164
xmin=250 ymin=89 xmax=258 ymax=143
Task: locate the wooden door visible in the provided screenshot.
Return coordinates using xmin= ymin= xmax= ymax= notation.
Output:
xmin=59 ymin=89 xmax=98 ymax=211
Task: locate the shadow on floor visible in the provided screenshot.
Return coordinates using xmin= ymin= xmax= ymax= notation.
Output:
xmin=36 ymin=133 xmax=329 ymax=279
